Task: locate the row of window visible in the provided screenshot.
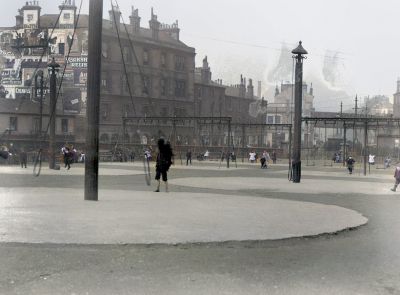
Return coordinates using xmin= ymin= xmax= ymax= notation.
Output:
xmin=101 ymin=104 xmax=187 ymax=120
xmin=103 ymin=43 xmax=186 ymax=71
xmin=104 ymin=74 xmax=187 ymax=98
xmin=8 ymin=117 xmax=69 ymax=133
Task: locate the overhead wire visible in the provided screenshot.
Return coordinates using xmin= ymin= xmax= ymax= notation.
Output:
xmin=110 ymin=1 xmax=137 ymax=116
xmin=113 ymin=0 xmax=156 ymax=115
xmin=111 ymin=0 xmax=151 ymax=185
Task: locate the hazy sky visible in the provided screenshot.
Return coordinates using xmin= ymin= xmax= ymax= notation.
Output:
xmin=1 ymin=0 xmax=400 ymax=110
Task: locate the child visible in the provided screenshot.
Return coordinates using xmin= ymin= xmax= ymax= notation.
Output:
xmin=391 ymin=165 xmax=400 ymax=192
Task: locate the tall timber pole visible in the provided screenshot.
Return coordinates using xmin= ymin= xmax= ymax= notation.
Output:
xmin=85 ymin=0 xmax=103 ymax=201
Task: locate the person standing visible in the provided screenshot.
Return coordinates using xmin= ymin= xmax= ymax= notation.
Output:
xmin=64 ymin=146 xmax=72 ymax=170
xmin=155 ymin=138 xmax=173 ymax=192
xmin=186 ymin=149 xmax=192 ymax=166
xmin=391 ymin=164 xmax=400 ymax=191
xmin=346 ymin=156 xmax=356 ymax=174
xmin=19 ymin=148 xmax=27 ymax=168
xmin=204 ymin=150 xmax=209 ymax=160
xmin=249 ymin=151 xmax=256 ymax=163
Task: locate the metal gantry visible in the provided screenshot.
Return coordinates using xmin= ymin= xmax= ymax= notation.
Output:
xmin=302 ymin=116 xmax=400 ymax=175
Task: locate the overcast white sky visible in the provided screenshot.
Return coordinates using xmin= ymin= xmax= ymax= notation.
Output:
xmin=1 ymin=0 xmax=400 ymax=110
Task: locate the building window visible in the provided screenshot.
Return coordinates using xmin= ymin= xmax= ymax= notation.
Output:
xmin=33 ymin=117 xmax=40 ymax=134
xmin=275 ymin=115 xmax=281 ymax=124
xmin=175 ymin=80 xmax=186 ymax=97
xmin=122 ymin=104 xmax=132 ymax=117
xmin=61 ymin=119 xmax=69 ymax=133
xmin=9 ymin=117 xmax=17 ymax=131
xmin=123 ymin=47 xmax=132 ymax=64
xmin=101 ymin=72 xmax=109 ymax=90
xmin=160 ymin=78 xmax=167 ymax=96
xmin=58 ymin=43 xmax=65 ymax=55
xmin=101 ymin=103 xmax=110 ymax=120
xmin=142 ymin=105 xmax=150 ymax=116
xmin=63 ymin=13 xmax=71 ymax=20
xmin=267 ymin=115 xmax=274 ymax=124
xmin=174 ymin=55 xmax=185 ymax=71
xmin=226 ymin=97 xmax=232 ymax=110
xmin=102 ymin=42 xmax=108 ymax=58
xmin=143 ymin=76 xmax=151 ymax=94
xmin=161 ymin=53 xmax=166 ymax=67
xmin=143 ymin=49 xmax=149 ymax=65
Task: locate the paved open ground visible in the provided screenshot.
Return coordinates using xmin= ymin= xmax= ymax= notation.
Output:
xmin=0 ymin=160 xmax=399 ymax=294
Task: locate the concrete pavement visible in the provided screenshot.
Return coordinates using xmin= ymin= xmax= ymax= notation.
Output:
xmin=0 ymin=187 xmax=367 ymax=244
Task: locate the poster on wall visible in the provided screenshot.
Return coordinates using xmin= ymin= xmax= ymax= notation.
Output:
xmin=63 ymin=87 xmax=81 ymax=114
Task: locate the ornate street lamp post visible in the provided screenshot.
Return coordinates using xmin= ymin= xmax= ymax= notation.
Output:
xmin=291 ymin=41 xmax=308 ymax=183
xmin=34 ymin=70 xmax=44 ymax=137
xmin=48 ymin=57 xmax=60 ymax=169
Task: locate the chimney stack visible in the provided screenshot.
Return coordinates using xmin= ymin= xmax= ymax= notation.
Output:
xmin=149 ymin=8 xmax=160 ymax=40
xmin=129 ymin=6 xmax=141 ymax=33
xmin=109 ymin=5 xmax=121 ymax=29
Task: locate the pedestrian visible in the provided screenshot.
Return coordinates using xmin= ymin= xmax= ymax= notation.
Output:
xmin=220 ymin=151 xmax=225 ymax=162
xmin=384 ymin=156 xmax=391 ymax=169
xmin=154 ymin=138 xmax=173 ymax=192
xmin=144 ymin=148 xmax=152 ymax=161
xmin=204 ymin=150 xmax=209 ymax=160
xmin=0 ymin=146 xmax=10 ymax=160
xmin=230 ymin=151 xmax=236 ymax=162
xmin=260 ymin=150 xmax=268 ymax=169
xmin=368 ymin=154 xmax=375 ymax=165
xmin=19 ymin=148 xmax=27 ymax=168
xmin=186 ymin=149 xmax=192 ymax=166
xmin=346 ymin=156 xmax=355 ymax=174
xmin=335 ymin=152 xmax=340 ymax=163
xmin=271 ymin=151 xmax=277 ymax=164
xmin=391 ymin=164 xmax=400 ymax=191
xmin=61 ymin=145 xmax=67 ymax=167
xmin=64 ymin=146 xmax=72 ymax=170
xmin=249 ymin=151 xmax=256 ymax=163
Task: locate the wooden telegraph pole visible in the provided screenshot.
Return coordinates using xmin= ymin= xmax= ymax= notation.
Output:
xmin=85 ymin=0 xmax=103 ymax=201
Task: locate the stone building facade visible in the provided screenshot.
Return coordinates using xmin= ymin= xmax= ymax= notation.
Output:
xmin=99 ymin=6 xmax=196 ymax=146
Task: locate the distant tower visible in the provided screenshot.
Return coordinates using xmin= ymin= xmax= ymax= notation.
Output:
xmin=309 ymin=82 xmax=314 ymax=96
xmin=201 ymin=56 xmax=211 ymax=83
xmin=393 ymin=79 xmax=400 ymax=117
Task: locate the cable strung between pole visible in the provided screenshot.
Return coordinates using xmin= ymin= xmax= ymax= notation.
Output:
xmin=113 ymin=0 xmax=156 ymax=116
xmin=110 ymin=2 xmax=137 ymax=116
xmin=111 ymin=0 xmax=156 ymax=185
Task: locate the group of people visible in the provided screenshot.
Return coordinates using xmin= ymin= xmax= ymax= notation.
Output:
xmin=0 ymin=145 xmax=27 ymax=168
xmin=61 ymin=145 xmax=85 ymax=170
xmin=249 ymin=150 xmax=277 ymax=168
